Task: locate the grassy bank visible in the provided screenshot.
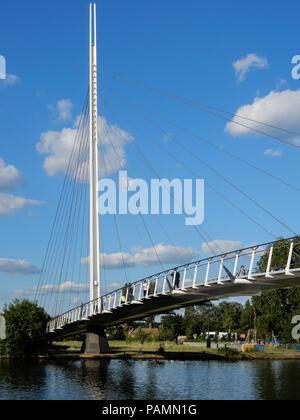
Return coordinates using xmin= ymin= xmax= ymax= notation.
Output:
xmin=45 ymin=340 xmax=300 ymax=361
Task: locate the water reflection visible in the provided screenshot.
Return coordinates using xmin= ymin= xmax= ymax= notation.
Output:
xmin=253 ymin=360 xmax=300 ymax=400
xmin=0 ymin=359 xmax=300 ymax=400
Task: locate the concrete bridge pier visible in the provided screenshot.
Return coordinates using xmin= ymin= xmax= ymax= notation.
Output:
xmin=82 ymin=327 xmax=110 ymax=354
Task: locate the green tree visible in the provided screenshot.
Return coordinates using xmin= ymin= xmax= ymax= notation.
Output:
xmin=135 ymin=326 xmax=148 ymax=344
xmin=1 ymin=299 xmax=49 ymax=357
xmin=253 ymin=238 xmax=300 ymax=343
xmin=257 ymin=237 xmax=300 ymax=273
xmin=159 ymin=314 xmax=183 ymax=341
xmin=107 ymin=325 xmax=126 ymax=340
xmin=240 ymin=300 xmax=255 ymax=333
xmin=182 ymin=307 xmax=204 ymax=339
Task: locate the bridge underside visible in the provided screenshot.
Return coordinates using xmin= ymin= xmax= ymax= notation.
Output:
xmin=48 ymin=269 xmax=300 ymax=340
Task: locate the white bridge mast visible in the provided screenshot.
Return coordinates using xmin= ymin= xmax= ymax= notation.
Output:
xmin=89 ymin=1 xmax=100 ymax=304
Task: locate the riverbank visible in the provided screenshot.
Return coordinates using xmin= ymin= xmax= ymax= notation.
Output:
xmin=1 ymin=340 xmax=300 ymax=360
xmin=41 ymin=340 xmax=300 ymax=361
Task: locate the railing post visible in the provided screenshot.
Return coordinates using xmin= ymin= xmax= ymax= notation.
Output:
xmin=286 ymin=242 xmax=294 ymax=275
xmin=119 ymin=290 xmax=123 ymax=306
xmin=266 ymin=246 xmax=274 ymax=278
xmin=146 ymin=279 xmax=151 ymax=298
xmin=233 ymin=254 xmax=239 ymax=277
xmin=154 ymin=276 xmax=158 ymax=296
xmin=192 ymin=264 xmax=198 ymax=288
xmin=138 ymin=282 xmax=143 ymax=300
xmin=182 ymin=268 xmax=187 ymax=290
xmin=248 ymin=250 xmax=256 ymax=280
xmin=162 ymin=274 xmax=167 ymax=294
xmin=204 ymin=261 xmax=211 ymax=286
xmin=218 ymin=258 xmax=224 ymax=285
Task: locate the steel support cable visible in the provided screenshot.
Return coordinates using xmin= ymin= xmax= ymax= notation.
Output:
xmin=95 ymin=135 xmax=110 ymax=297
xmin=42 ymin=99 xmax=91 ymax=314
xmin=53 ymin=113 xmax=91 ymax=315
xmin=35 ymin=91 xmax=89 ymax=303
xmin=107 ymin=97 xmax=300 ymax=194
xmin=65 ymin=128 xmax=90 ymax=312
xmin=99 ymin=231 xmax=109 ymax=296
xmin=45 ymin=105 xmax=90 ymax=313
xmin=101 ymin=100 xmax=256 ymax=256
xmin=98 ymin=117 xmax=129 ymax=286
xmin=101 ymin=98 xmax=277 ymax=242
xmin=35 ymin=91 xmax=90 ymax=308
xmin=104 ymin=70 xmax=300 ymax=149
xmin=103 ymin=89 xmax=297 ymax=237
xmin=58 ymin=116 xmax=90 ymax=312
xmin=98 ymin=116 xmax=165 ymax=274
xmin=102 ymin=103 xmax=214 ymax=259
xmin=75 ymin=162 xmax=90 ymax=308
xmin=102 ymin=99 xmax=299 ymax=268
xmin=98 ymin=113 xmax=166 ymax=272
xmin=39 ymin=101 xmax=90 ymax=311
xmin=101 ymin=101 xmax=228 ymax=257
xmin=98 ymin=118 xmax=129 ymax=286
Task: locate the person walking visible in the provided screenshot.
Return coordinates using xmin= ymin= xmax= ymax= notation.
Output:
xmin=237 ymin=265 xmax=246 ymax=277
xmin=173 ymin=269 xmax=180 ymax=289
xmin=142 ymin=280 xmax=148 ymax=297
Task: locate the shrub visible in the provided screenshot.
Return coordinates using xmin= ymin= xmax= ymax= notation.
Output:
xmin=2 ymin=299 xmax=49 ymax=357
xmin=217 ymin=347 xmax=240 ymax=357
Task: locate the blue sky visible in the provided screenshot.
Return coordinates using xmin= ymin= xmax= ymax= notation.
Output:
xmin=1 ymin=0 xmax=300 ymax=312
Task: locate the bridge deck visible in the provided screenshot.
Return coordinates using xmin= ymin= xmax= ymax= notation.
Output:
xmin=47 ymin=260 xmax=300 ymax=338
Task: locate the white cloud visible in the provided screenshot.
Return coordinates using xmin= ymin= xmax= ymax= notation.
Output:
xmin=15 ymin=281 xmax=88 ymax=297
xmin=225 ymin=89 xmax=300 ymax=143
xmin=264 ymin=148 xmax=282 ymax=157
xmin=0 ymin=157 xmax=23 ymax=191
xmin=49 ymin=99 xmax=74 ymax=122
xmin=233 ymin=53 xmax=269 ymax=82
xmin=36 ymin=116 xmax=133 ymax=178
xmin=0 ymin=258 xmax=40 ymax=275
xmin=36 ymin=127 xmax=77 ymax=177
xmin=82 ymin=244 xmax=201 ymax=269
xmin=0 ymin=193 xmax=42 ymax=215
xmin=0 ymin=74 xmax=20 ymax=88
xmin=201 ymin=240 xmax=243 ymax=256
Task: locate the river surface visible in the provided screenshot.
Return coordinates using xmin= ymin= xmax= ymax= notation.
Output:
xmin=0 ymin=359 xmax=300 ymax=400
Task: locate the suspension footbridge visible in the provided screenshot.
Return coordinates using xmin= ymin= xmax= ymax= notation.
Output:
xmin=32 ymin=2 xmax=300 ymax=353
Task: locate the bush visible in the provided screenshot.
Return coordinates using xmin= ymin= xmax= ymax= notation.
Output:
xmin=107 ymin=325 xmax=125 ymax=341
xmin=217 ymin=347 xmax=240 ymax=357
xmin=134 ymin=327 xmax=148 ymax=344
xmin=2 ymin=299 xmax=49 ymax=357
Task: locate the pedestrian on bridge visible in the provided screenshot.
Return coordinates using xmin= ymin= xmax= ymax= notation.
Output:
xmin=142 ymin=280 xmax=148 ymax=297
xmin=237 ymin=265 xmax=246 ymax=277
xmin=173 ymin=269 xmax=180 ymax=289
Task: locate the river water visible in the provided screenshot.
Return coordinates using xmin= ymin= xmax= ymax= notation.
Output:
xmin=0 ymin=359 xmax=300 ymax=400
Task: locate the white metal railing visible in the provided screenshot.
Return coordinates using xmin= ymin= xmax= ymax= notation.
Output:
xmin=46 ymin=236 xmax=299 ymax=333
